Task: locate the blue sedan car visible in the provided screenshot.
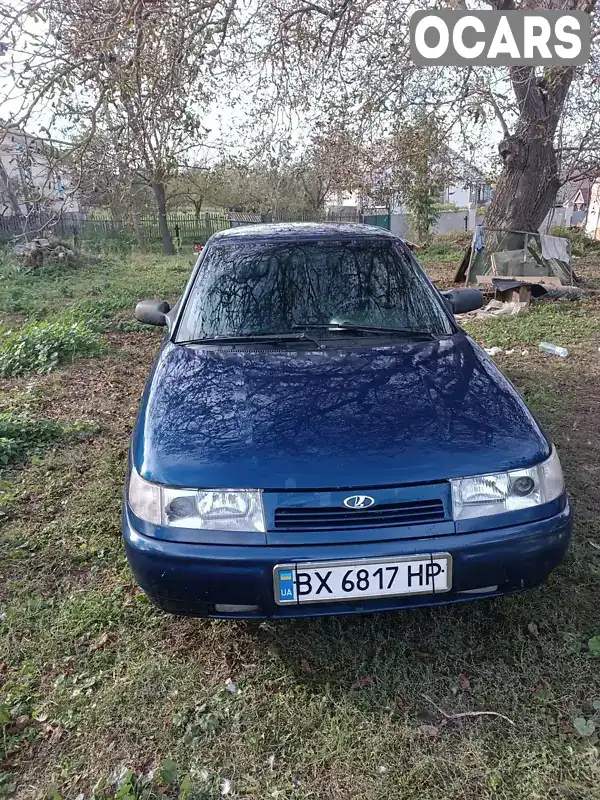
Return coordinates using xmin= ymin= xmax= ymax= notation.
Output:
xmin=123 ymin=223 xmax=572 ymax=618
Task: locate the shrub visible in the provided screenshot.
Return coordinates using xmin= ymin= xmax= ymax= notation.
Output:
xmin=434 ymin=202 xmax=465 ymax=212
xmin=421 ymin=232 xmax=471 ymax=259
xmin=79 ymin=230 xmax=137 ymax=255
xmin=0 ymin=412 xmax=96 ymax=466
xmin=0 ymin=413 xmax=67 ymax=465
xmin=0 ymin=318 xmax=105 ymax=377
xmin=434 ymin=231 xmax=472 ymax=248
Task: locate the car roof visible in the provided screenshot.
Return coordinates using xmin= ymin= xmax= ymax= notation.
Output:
xmin=209 ymin=222 xmax=398 ymax=244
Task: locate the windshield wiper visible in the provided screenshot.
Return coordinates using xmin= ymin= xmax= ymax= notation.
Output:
xmin=292 ymin=323 xmax=437 ymax=340
xmin=178 ymin=331 xmax=323 ymax=347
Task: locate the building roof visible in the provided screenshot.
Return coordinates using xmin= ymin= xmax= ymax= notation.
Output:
xmin=227 ymin=211 xmax=262 ymax=222
xmin=556 ymin=177 xmax=592 ymax=206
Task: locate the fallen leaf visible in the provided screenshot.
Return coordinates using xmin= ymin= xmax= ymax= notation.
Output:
xmin=415 ymin=723 xmax=441 ymax=738
xmin=90 ymin=632 xmax=110 ymax=651
xmin=49 ymin=725 xmax=66 ymax=745
xmin=588 ymin=636 xmax=600 ymax=657
xmin=351 ymin=675 xmax=375 ymax=689
xmin=0 ymin=662 xmax=6 ymax=673
xmin=527 ymin=622 xmax=540 ymax=638
xmin=159 ymin=758 xmax=179 ymax=784
xmin=531 ymin=680 xmax=550 ymax=699
xmin=459 ymin=672 xmax=470 ymax=691
xmin=573 ymin=717 xmax=596 ymax=737
xmin=300 ymin=659 xmax=313 ymax=675
xmin=11 ymin=714 xmax=30 ymax=732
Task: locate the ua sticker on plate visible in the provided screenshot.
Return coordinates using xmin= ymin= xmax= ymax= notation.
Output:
xmin=278 ymin=569 xmax=296 ymax=603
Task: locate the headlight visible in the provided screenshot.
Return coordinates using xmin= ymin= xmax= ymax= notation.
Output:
xmin=451 ymin=447 xmax=564 ymax=520
xmin=128 ymin=467 xmax=266 ymax=532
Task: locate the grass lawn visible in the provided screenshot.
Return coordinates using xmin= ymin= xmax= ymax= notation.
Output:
xmin=1 ymin=245 xmax=600 ymax=800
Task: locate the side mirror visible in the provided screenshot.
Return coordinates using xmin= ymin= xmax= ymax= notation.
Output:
xmin=441 ymin=288 xmax=483 ymax=315
xmin=135 ymin=300 xmax=171 ymax=326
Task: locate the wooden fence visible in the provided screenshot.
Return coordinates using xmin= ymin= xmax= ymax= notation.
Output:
xmin=0 ymin=209 xmax=363 ymax=246
xmin=137 ymin=213 xmax=231 ymax=243
xmin=0 ymin=212 xmax=230 ymax=244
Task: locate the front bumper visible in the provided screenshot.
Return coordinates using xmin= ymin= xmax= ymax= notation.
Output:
xmin=122 ymin=502 xmax=573 ymax=618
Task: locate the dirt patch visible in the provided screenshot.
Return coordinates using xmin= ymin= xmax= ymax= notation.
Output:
xmin=421 ymin=258 xmax=462 ymax=288
xmin=0 ymin=332 xmax=160 ymax=433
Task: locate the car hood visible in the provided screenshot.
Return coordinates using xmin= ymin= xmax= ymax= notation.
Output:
xmin=133 ymin=333 xmax=549 ymax=489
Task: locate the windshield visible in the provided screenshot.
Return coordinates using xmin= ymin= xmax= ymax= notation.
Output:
xmin=175 ymin=238 xmax=454 ymax=342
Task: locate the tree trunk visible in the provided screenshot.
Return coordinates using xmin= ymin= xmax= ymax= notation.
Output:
xmin=192 ymin=199 xmax=203 ymax=220
xmin=485 ymin=127 xmax=560 ymax=234
xmin=152 ymin=180 xmax=174 ymax=255
xmin=131 ymin=211 xmax=144 ymax=247
xmin=485 ymin=66 xmax=574 ymax=236
xmin=0 ymin=161 xmax=22 ymax=216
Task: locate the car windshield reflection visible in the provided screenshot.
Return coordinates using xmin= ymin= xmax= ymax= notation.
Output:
xmin=176 ymin=239 xmax=453 ymax=342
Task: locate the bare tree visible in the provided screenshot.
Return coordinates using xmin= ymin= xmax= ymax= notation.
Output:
xmin=1 ymin=0 xmax=242 ymax=253
xmin=76 ymin=127 xmax=155 ymax=242
xmin=0 ymin=160 xmax=22 ymax=217
xmin=4 ymin=0 xmax=599 ymax=240
xmin=168 ymin=165 xmax=224 ymax=219
xmin=256 ymin=0 xmax=599 ymax=234
xmin=294 ymin=128 xmax=367 ymax=211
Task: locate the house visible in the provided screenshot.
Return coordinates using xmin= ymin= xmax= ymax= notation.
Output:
xmin=0 ymin=123 xmax=82 ymax=217
xmin=439 ymin=150 xmax=493 ymax=208
xmin=440 ymin=179 xmax=492 ymax=209
xmin=557 ymin=177 xmax=592 ymax=213
xmin=442 ymin=173 xmax=493 ymax=208
xmin=326 ymin=149 xmax=493 ymax=213
xmin=540 ymin=177 xmax=593 ymax=231
xmin=584 ymin=179 xmax=600 ymax=240
xmin=569 ymin=183 xmax=591 ymax=212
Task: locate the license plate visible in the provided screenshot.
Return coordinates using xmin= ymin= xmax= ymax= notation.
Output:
xmin=273 ymin=553 xmax=452 ymax=605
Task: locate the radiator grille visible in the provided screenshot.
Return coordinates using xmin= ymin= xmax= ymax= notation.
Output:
xmin=274 ymin=498 xmax=445 ymax=530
